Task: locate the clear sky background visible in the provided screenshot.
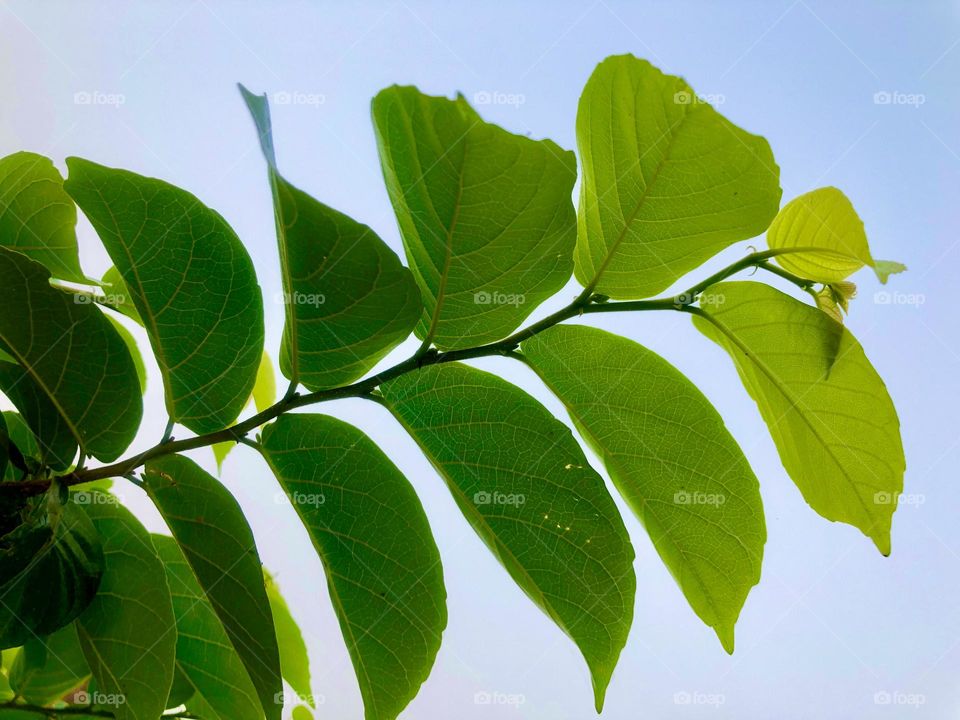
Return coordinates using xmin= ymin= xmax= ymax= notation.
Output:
xmin=2 ymin=1 xmax=958 ymax=718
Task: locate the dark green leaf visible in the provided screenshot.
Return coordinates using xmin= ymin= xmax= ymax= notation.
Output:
xmin=522 ymin=324 xmax=765 ymax=652
xmin=76 ymin=492 xmax=176 ymax=720
xmin=380 ymin=364 xmax=635 ymax=710
xmin=0 ymin=362 xmax=76 ymax=470
xmin=0 ymin=152 xmax=86 ymax=282
xmin=64 ymin=158 xmax=265 ymax=434
xmin=261 ymin=414 xmax=445 ymax=720
xmin=372 ymin=86 xmax=577 ymax=349
xmin=693 ymin=281 xmax=905 ymax=554
xmin=9 ymin=623 xmax=89 ymax=704
xmin=2 ymin=412 xmax=37 ymax=481
xmin=143 ymin=455 xmax=281 ymax=720
xmin=574 ymin=55 xmax=781 ymax=299
xmin=152 ymin=534 xmax=263 ymax=720
xmin=240 ymin=86 xmax=421 ymax=390
xmin=0 ymin=247 xmax=142 ymax=463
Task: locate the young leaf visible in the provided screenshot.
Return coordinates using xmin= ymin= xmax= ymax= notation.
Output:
xmin=64 ymin=158 xmax=265 ymax=434
xmin=372 ymin=86 xmax=577 ymax=349
xmin=380 ymin=364 xmax=635 ymax=710
xmin=693 ymin=281 xmax=905 ymax=554
xmin=0 ymin=152 xmax=87 ymax=283
xmin=574 ymin=55 xmax=781 ymax=299
xmin=9 ymin=623 xmax=90 ymax=704
xmin=240 ymin=86 xmax=422 ymax=391
xmin=768 ymin=187 xmax=905 ymax=284
xmin=75 ymin=493 xmax=176 ymax=720
xmin=264 ymin=570 xmax=312 ymax=708
xmin=522 ymin=325 xmax=765 ymax=652
xmin=152 ymin=534 xmax=263 ymax=720
xmin=143 ymin=454 xmax=282 ymax=720
xmin=260 ymin=414 xmax=446 ymax=720
xmin=0 ymin=247 xmax=143 ymax=463
xmin=0 ymin=497 xmax=104 ymax=648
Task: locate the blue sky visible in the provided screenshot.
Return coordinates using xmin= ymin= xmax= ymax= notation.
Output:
xmin=2 ymin=1 xmax=958 ymax=718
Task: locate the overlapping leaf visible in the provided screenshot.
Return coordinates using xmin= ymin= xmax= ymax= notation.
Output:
xmin=75 ymin=493 xmax=176 ymax=720
xmin=65 ymin=158 xmax=264 ymax=433
xmin=261 ymin=414 xmax=446 ymax=720
xmin=0 ymin=152 xmax=86 ymax=282
xmin=574 ymin=55 xmax=781 ymax=299
xmin=0 ymin=247 xmax=142 ymax=464
xmin=522 ymin=325 xmax=765 ymax=651
xmin=9 ymin=623 xmax=90 ymax=704
xmin=372 ymin=86 xmax=577 ymax=349
xmin=693 ymin=281 xmax=905 ymax=554
xmin=380 ymin=363 xmax=635 ymax=710
xmin=239 ymin=86 xmax=421 ymax=391
xmin=264 ymin=570 xmax=312 ymax=708
xmin=153 ymin=534 xmax=262 ymax=720
xmin=143 ymin=454 xmax=281 ymax=720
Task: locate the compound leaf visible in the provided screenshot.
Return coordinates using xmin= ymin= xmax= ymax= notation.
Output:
xmin=372 ymin=86 xmax=577 ymax=349
xmin=380 ymin=363 xmax=635 ymax=710
xmin=574 ymin=54 xmax=781 ymax=299
xmin=522 ymin=324 xmax=765 ymax=652
xmin=260 ymin=414 xmax=445 ymax=720
xmin=693 ymin=281 xmax=905 ymax=554
xmin=64 ymin=158 xmax=264 ymax=434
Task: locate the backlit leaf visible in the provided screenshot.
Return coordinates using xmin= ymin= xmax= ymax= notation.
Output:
xmin=264 ymin=570 xmax=312 ymax=708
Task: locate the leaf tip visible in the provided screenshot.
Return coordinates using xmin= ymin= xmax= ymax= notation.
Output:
xmin=715 ymin=625 xmax=736 ymax=655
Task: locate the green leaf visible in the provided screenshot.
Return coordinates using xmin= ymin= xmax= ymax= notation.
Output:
xmin=0 ymin=413 xmax=7 ymax=481
xmin=75 ymin=493 xmax=176 ymax=720
xmin=372 ymin=86 xmax=577 ymax=349
xmin=2 ymin=412 xmax=37 ymax=481
xmin=100 ymin=266 xmax=143 ymax=325
xmin=380 ymin=364 xmax=635 ymax=710
xmin=0 ymin=152 xmax=86 ymax=282
xmin=260 ymin=414 xmax=446 ymax=720
xmin=574 ymin=55 xmax=781 ymax=299
xmin=9 ymin=623 xmax=90 ymax=704
xmin=768 ymin=187 xmax=905 ymax=284
xmin=522 ymin=325 xmax=765 ymax=652
xmin=693 ymin=281 xmax=905 ymax=554
xmin=0 ymin=362 xmax=75 ymax=471
xmin=292 ymin=706 xmax=313 ymax=720
xmin=64 ymin=158 xmax=265 ymax=434
xmin=210 ymin=351 xmax=275 ymax=472
xmin=152 ymin=534 xmax=263 ymax=720
xmin=0 ymin=494 xmax=104 ymax=648
xmin=143 ymin=455 xmax=282 ymax=720
xmin=0 ymin=247 xmax=143 ymax=463
xmin=166 ymin=665 xmax=196 ymax=708
xmin=264 ymin=570 xmax=312 ymax=708
xmin=104 ymin=316 xmax=147 ymax=394
xmin=240 ymin=86 xmax=421 ymax=391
